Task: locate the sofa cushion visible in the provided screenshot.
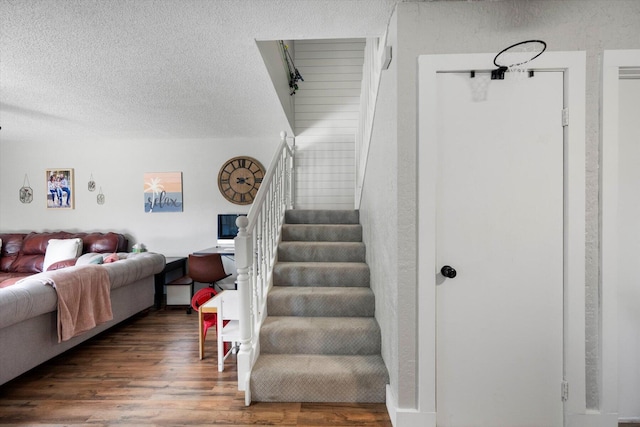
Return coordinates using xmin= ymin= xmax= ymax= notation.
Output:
xmin=9 ymin=254 xmax=44 ymax=273
xmin=47 ymin=259 xmax=78 ymax=271
xmin=83 ymin=233 xmax=127 ymax=253
xmin=1 ymin=232 xmax=128 ymax=275
xmin=10 ymin=232 xmax=74 ymax=274
xmin=0 ymin=234 xmax=25 ymax=272
xmin=43 ymin=238 xmax=83 ymax=272
xmin=22 ymin=232 xmax=74 ymax=255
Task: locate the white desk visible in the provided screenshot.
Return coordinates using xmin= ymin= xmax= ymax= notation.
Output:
xmin=193 ymin=246 xmax=234 ymax=255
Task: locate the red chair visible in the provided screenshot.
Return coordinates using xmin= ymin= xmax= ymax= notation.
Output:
xmin=191 ymin=287 xmax=230 ymax=359
xmin=192 ymin=287 xmax=218 ymax=339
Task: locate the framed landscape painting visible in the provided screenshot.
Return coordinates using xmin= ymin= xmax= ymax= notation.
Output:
xmin=46 ymin=169 xmax=74 ymax=209
xmin=143 ymin=172 xmax=183 ymax=213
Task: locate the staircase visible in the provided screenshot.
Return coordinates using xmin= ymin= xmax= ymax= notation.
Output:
xmin=249 ymin=209 xmax=388 ymax=402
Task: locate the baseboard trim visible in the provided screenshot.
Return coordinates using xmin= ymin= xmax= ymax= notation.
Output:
xmin=385 ymin=385 xmax=623 ymax=427
xmin=567 ymin=412 xmax=618 ymax=427
xmin=385 ymin=385 xmax=436 ymax=427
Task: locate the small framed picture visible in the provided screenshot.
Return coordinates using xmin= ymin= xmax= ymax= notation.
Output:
xmin=46 ymin=169 xmax=74 ymax=209
xmin=143 ymin=172 xmax=183 ymax=213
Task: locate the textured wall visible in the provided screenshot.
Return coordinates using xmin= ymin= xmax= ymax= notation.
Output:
xmin=396 ymin=0 xmax=640 ymax=410
xmin=360 ymin=10 xmax=405 ymax=407
xmin=362 ymin=0 xmax=640 ymax=416
xmin=0 ymin=137 xmax=277 ymax=256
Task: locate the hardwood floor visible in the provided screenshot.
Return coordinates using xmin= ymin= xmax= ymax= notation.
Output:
xmin=1 ymin=308 xmax=635 ymax=426
xmin=0 ymin=308 xmax=392 ymax=426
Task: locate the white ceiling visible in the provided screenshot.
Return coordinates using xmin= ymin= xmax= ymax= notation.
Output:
xmin=0 ymin=0 xmax=397 ymax=144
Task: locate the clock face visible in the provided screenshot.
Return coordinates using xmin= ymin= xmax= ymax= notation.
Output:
xmin=217 ymin=156 xmax=265 ymax=205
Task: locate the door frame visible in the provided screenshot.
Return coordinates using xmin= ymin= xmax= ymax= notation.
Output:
xmin=417 ymin=52 xmax=586 ymax=426
xmin=601 ymin=49 xmax=640 ymax=424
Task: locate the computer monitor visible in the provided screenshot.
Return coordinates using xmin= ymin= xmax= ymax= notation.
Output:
xmin=217 ymin=214 xmax=246 ymax=246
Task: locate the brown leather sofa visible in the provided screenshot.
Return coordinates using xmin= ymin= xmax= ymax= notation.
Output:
xmin=0 ymin=231 xmax=127 ymax=287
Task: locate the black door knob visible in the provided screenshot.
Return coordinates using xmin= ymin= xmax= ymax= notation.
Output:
xmin=441 ymin=265 xmax=457 ymax=279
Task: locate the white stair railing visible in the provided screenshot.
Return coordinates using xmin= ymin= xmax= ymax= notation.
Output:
xmin=234 ymin=131 xmax=294 ymax=403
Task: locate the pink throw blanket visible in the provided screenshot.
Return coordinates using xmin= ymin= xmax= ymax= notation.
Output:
xmin=43 ymin=265 xmax=113 ymax=342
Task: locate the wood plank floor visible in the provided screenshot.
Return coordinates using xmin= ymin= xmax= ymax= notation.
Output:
xmin=1 ymin=308 xmax=635 ymax=426
xmin=0 ymin=308 xmax=392 ymax=426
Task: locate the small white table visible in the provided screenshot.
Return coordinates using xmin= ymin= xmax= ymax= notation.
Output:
xmin=199 ymin=290 xmax=240 ymax=371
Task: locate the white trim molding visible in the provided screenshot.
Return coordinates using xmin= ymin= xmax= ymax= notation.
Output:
xmin=601 ymin=49 xmax=640 ymax=424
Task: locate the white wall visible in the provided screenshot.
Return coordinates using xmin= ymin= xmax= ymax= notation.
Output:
xmin=257 ymin=40 xmax=296 ymax=133
xmin=0 ymin=137 xmax=277 ymax=257
xmin=358 ymin=0 xmax=640 ymax=422
xmin=618 ymin=77 xmax=640 ymax=420
xmin=359 ymin=7 xmax=402 ymax=412
xmin=293 ymin=39 xmax=364 ymax=210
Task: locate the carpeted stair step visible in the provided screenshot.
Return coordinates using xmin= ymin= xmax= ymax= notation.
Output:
xmin=250 ymin=354 xmax=388 ymax=403
xmin=273 ymin=262 xmax=370 ymax=287
xmin=285 ymin=209 xmax=360 ymax=225
xmin=260 ymin=316 xmax=381 ymax=355
xmin=267 ymin=286 xmax=375 ymax=317
xmin=278 ymin=241 xmax=365 ymax=262
xmin=250 ymin=209 xmax=388 ymax=404
xmin=282 ymin=224 xmax=362 ymax=242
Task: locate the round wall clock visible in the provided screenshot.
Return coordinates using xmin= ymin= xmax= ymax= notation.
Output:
xmin=217 ymin=156 xmax=265 ymax=205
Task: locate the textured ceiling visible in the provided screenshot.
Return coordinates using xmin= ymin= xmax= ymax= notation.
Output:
xmin=0 ymin=0 xmax=397 ymax=143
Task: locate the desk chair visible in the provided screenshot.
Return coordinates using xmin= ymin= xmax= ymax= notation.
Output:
xmin=167 ymin=253 xmax=231 ymax=313
xmin=187 ymin=253 xmax=232 ymax=293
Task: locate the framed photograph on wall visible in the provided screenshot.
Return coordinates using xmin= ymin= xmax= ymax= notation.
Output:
xmin=46 ymin=168 xmax=74 ymax=209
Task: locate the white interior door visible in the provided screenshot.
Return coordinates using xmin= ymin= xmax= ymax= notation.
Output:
xmin=435 ymin=71 xmax=564 ymax=427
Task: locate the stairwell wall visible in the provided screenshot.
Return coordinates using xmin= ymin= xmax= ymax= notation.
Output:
xmin=292 ymin=39 xmax=365 ymax=210
xmin=358 ymin=8 xmax=414 ymax=419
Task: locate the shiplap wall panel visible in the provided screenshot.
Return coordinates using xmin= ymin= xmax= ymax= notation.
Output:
xmin=296 ymin=104 xmax=360 ymax=113
xmin=301 ymin=81 xmax=361 ymax=90
xmin=296 ymin=111 xmax=360 ymax=120
xmin=293 ymin=39 xmax=365 ymax=210
xmin=301 ymin=74 xmax=363 ymax=82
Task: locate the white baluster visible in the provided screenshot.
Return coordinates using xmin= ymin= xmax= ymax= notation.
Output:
xmin=235 ymin=215 xmax=251 ymax=391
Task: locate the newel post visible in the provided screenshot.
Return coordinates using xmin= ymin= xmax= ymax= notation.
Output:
xmin=234 ymin=215 xmax=252 ymax=393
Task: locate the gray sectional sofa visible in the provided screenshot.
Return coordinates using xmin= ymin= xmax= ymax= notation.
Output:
xmin=0 ymin=232 xmax=165 ymax=386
